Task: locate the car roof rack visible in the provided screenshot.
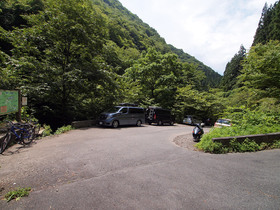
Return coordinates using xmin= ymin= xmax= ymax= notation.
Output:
xmin=119 ymin=103 xmax=138 ymax=107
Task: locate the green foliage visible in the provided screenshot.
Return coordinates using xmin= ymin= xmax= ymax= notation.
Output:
xmin=220 ymin=45 xmax=246 ymax=91
xmin=196 ymin=108 xmax=280 ymax=153
xmin=42 ymin=124 xmax=52 ymax=137
xmin=239 ymin=40 xmax=280 ymax=100
xmin=42 ymin=124 xmax=73 ymax=136
xmin=54 ymin=125 xmax=73 ymax=135
xmin=5 ymin=187 xmax=31 ymax=202
xmin=196 ymin=128 xmax=280 ymax=154
xmin=0 ymin=0 xmax=224 ymax=130
xmin=199 ymin=3 xmax=280 ymax=154
xmin=123 ymin=48 xmax=206 ymax=111
xmin=173 ymin=87 xmax=225 ymax=122
xmin=253 ymin=1 xmax=280 ymax=45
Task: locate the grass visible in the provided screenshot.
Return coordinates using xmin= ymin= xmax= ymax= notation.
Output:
xmin=5 ymin=187 xmax=31 ymax=202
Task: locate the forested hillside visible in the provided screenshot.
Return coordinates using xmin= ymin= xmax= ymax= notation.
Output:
xmin=93 ymin=0 xmax=222 ymax=85
xmin=0 ymin=0 xmax=222 ymax=129
xmin=0 ymin=0 xmax=279 ymax=138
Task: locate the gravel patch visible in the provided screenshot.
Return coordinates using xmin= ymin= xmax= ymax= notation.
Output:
xmin=173 ymin=127 xmax=211 ymax=151
xmin=173 ymin=134 xmax=200 ymax=151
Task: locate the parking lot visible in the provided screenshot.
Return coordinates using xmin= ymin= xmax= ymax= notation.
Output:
xmin=0 ymin=124 xmax=280 ymax=209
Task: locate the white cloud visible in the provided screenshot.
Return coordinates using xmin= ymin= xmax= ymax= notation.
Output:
xmin=118 ymin=0 xmax=277 ymax=75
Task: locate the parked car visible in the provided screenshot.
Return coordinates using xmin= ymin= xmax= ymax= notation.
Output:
xmin=214 ymin=119 xmax=232 ymax=128
xmin=98 ymin=105 xmax=145 ymax=128
xmin=146 ymin=107 xmax=175 ymax=126
xmin=183 ymin=115 xmax=202 ymax=126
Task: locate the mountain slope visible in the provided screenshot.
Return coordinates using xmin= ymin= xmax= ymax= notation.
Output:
xmin=93 ymin=0 xmax=222 ymax=87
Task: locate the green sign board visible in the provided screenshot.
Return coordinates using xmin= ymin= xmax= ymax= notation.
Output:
xmin=0 ymin=90 xmax=19 ymax=115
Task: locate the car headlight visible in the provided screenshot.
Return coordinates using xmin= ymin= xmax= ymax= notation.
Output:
xmin=106 ymin=115 xmax=112 ymax=120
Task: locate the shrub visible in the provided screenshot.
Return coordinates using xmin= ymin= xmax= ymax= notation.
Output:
xmin=239 ymin=139 xmax=260 ymax=152
xmin=196 ymin=129 xmax=280 ymax=154
xmin=196 ymin=106 xmax=280 ymax=154
xmin=54 ymin=125 xmax=73 ymax=135
xmin=42 ymin=124 xmax=53 ymax=137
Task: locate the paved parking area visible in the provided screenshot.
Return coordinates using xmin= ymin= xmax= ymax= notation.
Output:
xmin=0 ymin=124 xmax=280 ymax=209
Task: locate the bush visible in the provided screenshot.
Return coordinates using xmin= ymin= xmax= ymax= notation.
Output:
xmin=196 ymin=129 xmax=280 ymax=154
xmin=42 ymin=124 xmax=53 ymax=137
xmin=240 ymin=139 xmax=260 ymax=152
xmin=196 ymin=107 xmax=280 ymax=153
xmin=54 ymin=125 xmax=73 ymax=135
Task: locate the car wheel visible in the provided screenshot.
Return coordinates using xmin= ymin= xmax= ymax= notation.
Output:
xmin=136 ymin=120 xmax=142 ymax=127
xmin=157 ymin=120 xmax=163 ymax=126
xmin=112 ymin=120 xmax=119 ymax=128
xmin=170 ymin=121 xmax=174 ymax=126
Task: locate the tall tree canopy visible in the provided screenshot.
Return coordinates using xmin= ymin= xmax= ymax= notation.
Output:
xmin=220 ymin=45 xmax=246 ymax=91
xmin=123 ymin=48 xmax=201 ymax=109
xmin=253 ymin=1 xmax=280 ymax=45
xmin=1 ymin=0 xmax=120 ymax=127
xmin=239 ymin=40 xmax=280 ymax=101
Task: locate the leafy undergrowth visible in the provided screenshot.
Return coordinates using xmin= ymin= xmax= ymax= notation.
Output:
xmin=195 ymin=128 xmax=280 ymax=154
xmin=42 ymin=125 xmax=74 ymax=137
xmin=196 ymin=109 xmax=280 ymax=154
xmin=54 ymin=125 xmax=73 ymax=135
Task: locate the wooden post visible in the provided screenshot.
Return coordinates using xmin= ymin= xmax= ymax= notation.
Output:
xmin=16 ymin=89 xmax=21 ymax=122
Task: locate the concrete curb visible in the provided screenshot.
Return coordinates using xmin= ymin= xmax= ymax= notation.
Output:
xmin=71 ymin=120 xmax=97 ymax=129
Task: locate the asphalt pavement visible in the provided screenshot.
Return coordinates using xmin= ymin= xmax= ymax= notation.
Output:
xmin=0 ymin=124 xmax=280 ymax=209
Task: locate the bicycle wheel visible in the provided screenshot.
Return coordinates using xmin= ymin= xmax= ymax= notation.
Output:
xmin=0 ymin=132 xmax=11 ymax=154
xmin=34 ymin=124 xmax=41 ymax=137
xmin=21 ymin=128 xmax=34 ymax=144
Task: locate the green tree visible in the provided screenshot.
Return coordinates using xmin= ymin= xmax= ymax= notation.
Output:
xmin=221 ymin=45 xmax=246 ymax=91
xmin=6 ymin=0 xmax=118 ymax=127
xmin=173 ymin=86 xmax=225 ymax=122
xmin=253 ymin=1 xmax=280 ymax=45
xmin=239 ymin=40 xmax=280 ymax=100
xmin=123 ymin=48 xmax=198 ymax=109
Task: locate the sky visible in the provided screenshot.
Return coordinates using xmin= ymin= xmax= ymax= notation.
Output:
xmin=118 ymin=0 xmax=277 ymax=75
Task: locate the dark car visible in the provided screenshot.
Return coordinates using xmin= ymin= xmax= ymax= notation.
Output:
xmin=183 ymin=115 xmax=202 ymax=126
xmin=146 ymin=107 xmax=175 ymax=126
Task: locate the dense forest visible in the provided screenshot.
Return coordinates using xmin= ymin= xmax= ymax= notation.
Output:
xmin=0 ymin=0 xmax=280 ymax=137
xmin=0 ymin=0 xmax=221 ymax=128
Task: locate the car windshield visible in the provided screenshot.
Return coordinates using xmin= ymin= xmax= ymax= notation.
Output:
xmin=106 ymin=107 xmax=121 ymax=113
xmin=218 ymin=119 xmax=230 ymax=124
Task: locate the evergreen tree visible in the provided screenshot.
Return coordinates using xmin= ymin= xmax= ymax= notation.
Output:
xmin=269 ymin=1 xmax=280 ymax=41
xmin=220 ymin=45 xmax=246 ymax=91
xmin=253 ymin=3 xmax=270 ymax=45
xmin=253 ymin=1 xmax=280 ymax=45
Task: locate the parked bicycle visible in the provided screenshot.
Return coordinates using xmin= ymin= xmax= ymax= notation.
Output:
xmin=24 ymin=119 xmax=41 ymax=138
xmin=0 ymin=121 xmax=35 ymax=154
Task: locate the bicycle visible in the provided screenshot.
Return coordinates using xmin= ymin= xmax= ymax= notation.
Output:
xmin=23 ymin=119 xmax=41 ymax=138
xmin=0 ymin=121 xmax=35 ymax=154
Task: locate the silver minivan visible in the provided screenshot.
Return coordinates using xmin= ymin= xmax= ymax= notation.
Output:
xmin=98 ymin=106 xmax=145 ymax=128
